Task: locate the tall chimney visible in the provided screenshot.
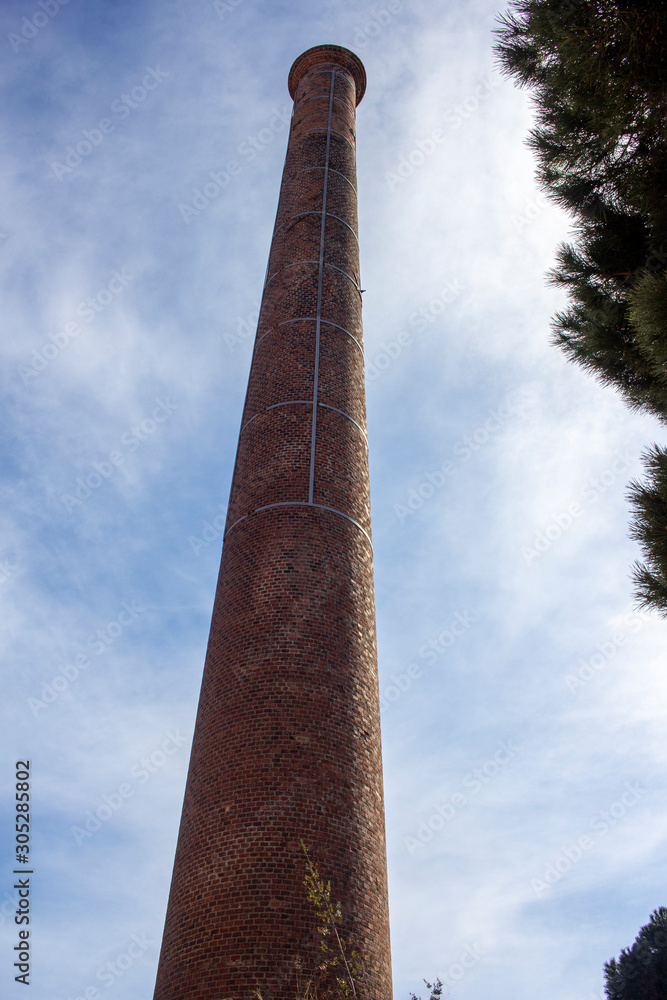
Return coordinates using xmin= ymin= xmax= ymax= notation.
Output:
xmin=152 ymin=44 xmax=392 ymax=1000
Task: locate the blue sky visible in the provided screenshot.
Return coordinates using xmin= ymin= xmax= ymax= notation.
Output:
xmin=2 ymin=1 xmax=666 ymax=998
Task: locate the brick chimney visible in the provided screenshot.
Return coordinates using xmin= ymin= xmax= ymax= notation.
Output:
xmin=152 ymin=44 xmax=392 ymax=1000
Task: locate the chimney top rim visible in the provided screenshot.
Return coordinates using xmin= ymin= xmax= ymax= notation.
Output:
xmin=288 ymin=45 xmax=366 ymax=105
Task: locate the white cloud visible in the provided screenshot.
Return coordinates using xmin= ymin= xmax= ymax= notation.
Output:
xmin=1 ymin=2 xmax=666 ymax=999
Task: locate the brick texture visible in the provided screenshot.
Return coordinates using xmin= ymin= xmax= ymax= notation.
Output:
xmin=152 ymin=45 xmax=392 ymax=1000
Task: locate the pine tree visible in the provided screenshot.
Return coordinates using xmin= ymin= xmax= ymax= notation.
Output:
xmin=604 ymin=907 xmax=667 ymax=999
xmin=495 ymin=1 xmax=667 ymax=614
xmin=627 ymin=446 xmax=667 ymax=614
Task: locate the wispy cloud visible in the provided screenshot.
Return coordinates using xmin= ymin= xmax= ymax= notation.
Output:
xmin=2 ymin=3 xmax=666 ymax=1000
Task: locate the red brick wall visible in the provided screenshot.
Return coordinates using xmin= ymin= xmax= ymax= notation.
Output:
xmin=152 ymin=46 xmax=392 ymax=1000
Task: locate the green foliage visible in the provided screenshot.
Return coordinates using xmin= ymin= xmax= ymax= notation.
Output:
xmin=628 ymin=270 xmax=667 ymax=367
xmin=604 ymin=907 xmax=667 ymax=999
xmin=298 ymin=846 xmax=443 ymax=1000
xmin=299 ymin=841 xmax=366 ymax=1000
xmin=495 ymin=0 xmax=667 ymax=408
xmin=495 ymin=0 xmax=667 ymax=615
xmin=628 ymin=446 xmax=667 ymax=615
